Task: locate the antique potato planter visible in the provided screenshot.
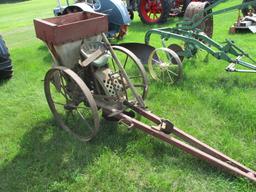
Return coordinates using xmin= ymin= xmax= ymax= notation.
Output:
xmin=34 ymin=11 xmax=256 ymax=182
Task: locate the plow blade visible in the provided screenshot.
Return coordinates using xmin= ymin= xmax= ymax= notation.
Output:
xmin=117 ymin=43 xmax=155 ymax=64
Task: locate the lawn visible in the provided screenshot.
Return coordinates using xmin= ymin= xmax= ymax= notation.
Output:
xmin=0 ymin=0 xmax=256 ymax=191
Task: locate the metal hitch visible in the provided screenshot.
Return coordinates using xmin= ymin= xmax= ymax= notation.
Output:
xmin=98 ymin=101 xmax=256 ymax=183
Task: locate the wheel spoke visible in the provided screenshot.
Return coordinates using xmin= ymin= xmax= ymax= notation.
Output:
xmin=167 ymin=69 xmax=178 ymax=77
xmin=134 ymin=84 xmax=145 ymax=88
xmin=76 ymin=109 xmax=93 ymax=131
xmin=59 ymin=72 xmax=70 ymax=101
xmin=161 ymin=71 xmax=165 ymax=82
xmin=153 ymin=11 xmax=157 ymax=19
xmin=129 ymin=75 xmax=143 ymax=79
xmin=112 ymin=46 xmax=147 ymax=101
xmin=123 ymin=55 xmax=129 ymax=69
xmin=111 ymin=58 xmax=116 ymax=71
xmin=53 ymin=101 xmax=65 ymax=106
xmin=152 ymin=58 xmax=162 ymax=64
xmin=45 ymin=67 xmax=99 ymax=142
xmin=167 ymin=71 xmax=174 ymax=83
xmin=149 ymin=48 xmax=182 ymax=83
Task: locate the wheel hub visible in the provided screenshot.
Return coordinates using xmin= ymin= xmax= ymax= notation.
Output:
xmin=146 ymin=1 xmax=162 ymax=14
xmin=64 ymin=103 xmax=77 ymax=110
xmin=159 ymin=62 xmax=169 ymax=70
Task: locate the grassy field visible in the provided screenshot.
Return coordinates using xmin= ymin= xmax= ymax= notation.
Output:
xmin=0 ymin=0 xmax=256 ymax=191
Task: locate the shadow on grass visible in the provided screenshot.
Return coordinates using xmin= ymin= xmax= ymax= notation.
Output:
xmin=0 ymin=115 xmax=245 ymax=191
xmin=38 ymin=45 xmax=53 ymax=64
xmin=0 ymin=78 xmax=12 ymax=86
xmin=0 ymin=118 xmax=140 ymax=191
xmin=0 ymin=0 xmax=30 ymax=4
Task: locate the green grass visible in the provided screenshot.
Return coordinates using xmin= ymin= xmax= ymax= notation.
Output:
xmin=0 ymin=0 xmax=256 ymax=191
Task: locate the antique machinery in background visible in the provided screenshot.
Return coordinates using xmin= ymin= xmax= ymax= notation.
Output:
xmin=54 ymin=0 xmax=131 ymax=38
xmin=34 ymin=11 xmax=256 ymax=182
xmin=230 ymin=0 xmax=256 ymax=33
xmin=126 ymin=0 xmax=213 ymax=24
xmin=119 ymin=0 xmax=256 ymax=84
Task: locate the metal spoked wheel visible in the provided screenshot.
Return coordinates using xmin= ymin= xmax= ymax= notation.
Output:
xmin=44 ymin=66 xmax=100 ymax=142
xmin=148 ymin=47 xmax=183 ymax=84
xmin=184 ymin=1 xmax=213 ymax=38
xmin=109 ymin=46 xmax=149 ymax=101
xmin=138 ymin=0 xmax=171 ymax=24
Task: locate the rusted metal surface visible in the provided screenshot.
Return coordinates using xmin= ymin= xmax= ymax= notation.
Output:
xmin=34 ymin=12 xmax=108 ymax=45
xmin=112 ymin=104 xmax=256 ymax=182
xmin=34 ymin=11 xmax=256 ymax=183
xmin=98 ymin=100 xmax=256 ymax=182
xmin=184 ymin=1 xmax=213 ymax=37
xmin=44 ymin=66 xmax=100 ymax=142
xmin=111 ymin=45 xmax=149 ymax=100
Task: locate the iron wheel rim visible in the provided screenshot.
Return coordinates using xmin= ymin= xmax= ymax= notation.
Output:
xmin=44 ymin=66 xmax=100 ymax=142
xmin=148 ymin=47 xmax=183 ymax=84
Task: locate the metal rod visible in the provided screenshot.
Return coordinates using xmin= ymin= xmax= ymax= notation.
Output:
xmin=101 ymin=33 xmax=145 ymax=108
xmin=237 ymin=60 xmax=256 ymax=70
xmin=57 ymin=0 xmax=62 ymax=8
xmin=115 ymin=111 xmax=256 ymax=182
xmin=172 ymin=127 xmax=256 ymax=175
xmin=229 ymin=69 xmax=256 ymax=73
xmin=123 ymin=103 xmax=256 ymax=175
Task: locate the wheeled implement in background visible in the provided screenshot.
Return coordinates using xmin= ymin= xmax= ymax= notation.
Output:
xmin=230 ymin=0 xmax=256 ymax=33
xmin=54 ymin=0 xmax=131 ymax=38
xmin=121 ymin=0 xmax=256 ymax=84
xmin=34 ymin=11 xmax=256 ymax=182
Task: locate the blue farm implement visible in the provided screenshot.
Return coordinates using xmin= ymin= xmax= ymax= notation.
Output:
xmin=54 ymin=0 xmax=131 ymax=38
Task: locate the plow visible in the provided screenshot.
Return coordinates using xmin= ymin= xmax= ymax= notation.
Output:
xmin=120 ymin=0 xmax=256 ymax=84
xmin=34 ymin=9 xmax=256 ymax=182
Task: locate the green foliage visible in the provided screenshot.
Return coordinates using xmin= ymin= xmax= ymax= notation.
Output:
xmin=0 ymin=0 xmax=256 ymax=191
